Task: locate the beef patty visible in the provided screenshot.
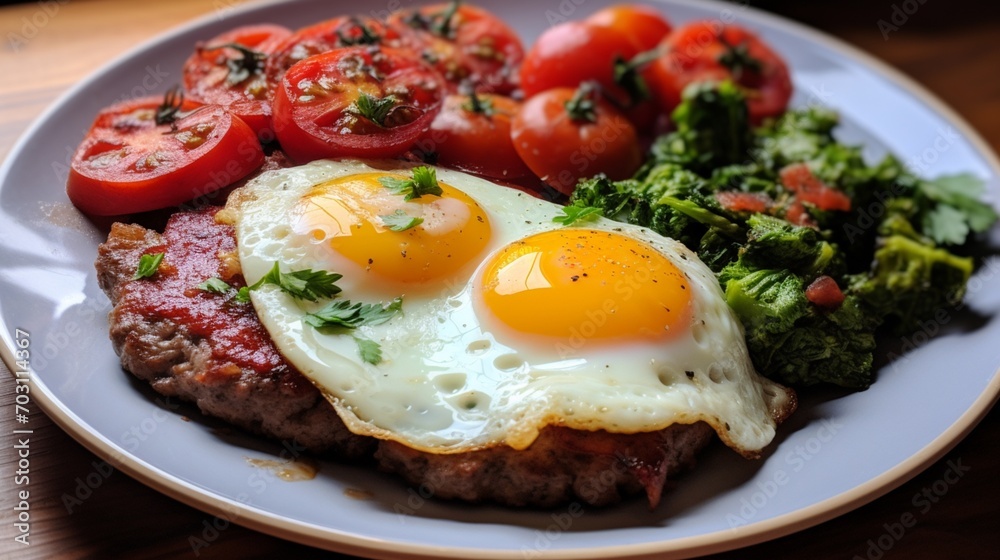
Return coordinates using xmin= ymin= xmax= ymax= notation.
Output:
xmin=96 ymin=208 xmax=717 ymax=508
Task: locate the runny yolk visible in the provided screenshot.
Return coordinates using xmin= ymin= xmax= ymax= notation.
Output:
xmin=294 ymin=172 xmax=491 ymax=287
xmin=477 ymin=229 xmax=692 ymax=347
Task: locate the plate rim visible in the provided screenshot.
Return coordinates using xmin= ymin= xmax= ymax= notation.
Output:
xmin=2 ymin=0 xmax=999 ymax=558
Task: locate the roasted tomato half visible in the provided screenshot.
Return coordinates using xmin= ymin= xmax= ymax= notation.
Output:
xmin=271 ymin=46 xmax=447 ymax=162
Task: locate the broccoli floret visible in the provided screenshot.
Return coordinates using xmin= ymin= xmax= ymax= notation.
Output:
xmin=720 ymin=259 xmax=876 ymax=389
xmin=848 ymin=235 xmax=973 ymax=333
xmin=740 ymin=214 xmax=838 ymax=274
xmin=646 ymin=80 xmax=752 ymax=174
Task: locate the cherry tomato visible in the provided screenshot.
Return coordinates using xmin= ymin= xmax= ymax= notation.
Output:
xmin=587 ymin=4 xmax=673 ymax=51
xmin=648 ymin=21 xmax=792 ymax=123
xmin=67 ymin=93 xmax=264 ymax=216
xmin=271 ymin=46 xmax=446 ymax=162
xmin=417 ymin=93 xmax=532 ymax=180
xmin=715 ymin=191 xmax=773 ymax=214
xmin=265 ymin=16 xmax=402 ymax=83
xmin=511 ymin=85 xmax=642 ymax=195
xmin=182 ymin=24 xmax=291 ymax=139
xmin=388 ymin=2 xmax=524 ymax=94
xmin=520 ymin=21 xmax=639 ymax=99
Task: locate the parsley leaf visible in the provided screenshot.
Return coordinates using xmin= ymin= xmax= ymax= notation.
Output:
xmin=380 ymin=210 xmax=424 ymax=231
xmin=304 ymin=297 xmax=403 ymax=329
xmin=350 ymin=92 xmax=397 ymax=127
xmin=354 ymin=336 xmax=383 ymax=365
xmin=197 ymin=277 xmax=232 ymax=294
xmin=378 ymin=166 xmax=444 ymax=201
xmin=250 ymin=262 xmax=343 ymax=302
xmin=235 ymin=286 xmax=252 ymax=303
xmin=553 ymin=205 xmax=603 ymax=226
xmin=918 ymin=173 xmax=998 ymax=245
xmin=134 ymin=253 xmax=165 ymax=279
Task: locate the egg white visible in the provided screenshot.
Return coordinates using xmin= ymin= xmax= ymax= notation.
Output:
xmin=225 ymin=160 xmax=794 ymax=456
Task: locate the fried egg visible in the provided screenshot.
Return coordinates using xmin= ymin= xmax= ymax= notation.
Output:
xmin=223 ymin=160 xmax=794 ymax=456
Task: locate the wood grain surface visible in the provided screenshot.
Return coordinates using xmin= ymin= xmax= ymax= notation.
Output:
xmin=1 ymin=0 xmax=998 ymax=558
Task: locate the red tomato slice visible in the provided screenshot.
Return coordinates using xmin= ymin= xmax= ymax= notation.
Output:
xmin=511 ymin=85 xmax=642 ymax=195
xmin=271 ymin=46 xmax=446 ymax=162
xmin=265 ymin=16 xmax=403 ymax=83
xmin=67 ymin=94 xmax=264 ymax=216
xmin=388 ymin=3 xmax=524 ymax=94
xmin=805 ymin=275 xmax=845 ymax=310
xmin=182 ymin=24 xmax=291 ymax=139
xmin=649 ymin=21 xmax=792 ymax=123
xmin=418 ymin=93 xmax=532 ymax=180
xmin=779 ymin=163 xmax=852 ymax=212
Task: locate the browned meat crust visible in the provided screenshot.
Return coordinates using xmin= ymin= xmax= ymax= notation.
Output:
xmin=95 ymin=209 xmax=719 ymax=508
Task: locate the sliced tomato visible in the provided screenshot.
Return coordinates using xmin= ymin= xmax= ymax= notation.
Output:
xmin=67 ymin=94 xmax=264 ymax=216
xmin=648 ymin=21 xmax=792 ymax=123
xmin=586 ymin=4 xmax=673 ymax=51
xmin=805 ymin=275 xmax=845 ymax=310
xmin=265 ymin=16 xmax=403 ymax=83
xmin=388 ymin=3 xmax=523 ymax=94
xmin=182 ymin=24 xmax=291 ymax=139
xmin=271 ymin=46 xmax=446 ymax=162
xmin=418 ymin=93 xmax=532 ymax=180
xmin=510 ymin=85 xmax=642 ymax=195
xmin=716 ymin=191 xmax=772 ymax=214
xmin=779 ymin=163 xmax=852 ymax=212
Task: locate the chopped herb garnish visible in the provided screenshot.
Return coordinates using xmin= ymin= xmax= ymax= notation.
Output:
xmin=235 ymin=286 xmax=252 ymax=304
xmin=462 ymin=91 xmax=494 ymax=115
xmin=431 ymin=0 xmax=461 ymax=39
xmin=350 ymin=92 xmax=398 ymax=127
xmin=154 ymin=87 xmax=184 ymax=126
xmin=304 ymin=297 xmax=404 ymax=329
xmin=553 ymin=205 xmax=603 ymax=226
xmin=336 ymin=18 xmax=382 ymax=46
xmin=203 ymin=42 xmax=267 ymax=86
xmin=134 ymin=252 xmax=165 ymax=279
xmin=379 ymin=166 xmax=444 ymax=201
xmin=354 ymin=336 xmax=384 ymax=365
xmin=380 ymin=210 xmax=424 ymax=231
xmin=197 ymin=277 xmax=232 ymax=294
xmin=249 ymin=262 xmax=343 ymax=302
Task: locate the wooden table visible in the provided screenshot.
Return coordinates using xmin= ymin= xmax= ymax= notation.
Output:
xmin=1 ymin=0 xmax=998 ymax=558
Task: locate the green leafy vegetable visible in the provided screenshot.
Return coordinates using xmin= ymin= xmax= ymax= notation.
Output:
xmin=235 ymin=286 xmax=252 ymax=303
xmin=350 ymin=92 xmax=398 ymax=127
xmin=553 ymin=205 xmax=602 ymax=226
xmin=197 ymin=277 xmax=232 ymax=294
xmin=354 ymin=336 xmax=384 ymax=365
xmin=380 ymin=210 xmax=424 ymax=231
xmin=134 ymin=253 xmax=165 ymax=279
xmin=249 ymin=262 xmax=343 ymax=302
xmin=304 ymin=297 xmax=404 ymax=329
xmin=379 ymin=166 xmax=444 ymax=201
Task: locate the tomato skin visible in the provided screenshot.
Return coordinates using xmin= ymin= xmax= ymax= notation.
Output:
xmin=511 ymin=88 xmax=642 ymax=195
xmin=418 ymin=94 xmax=532 ymax=180
xmin=271 ymin=47 xmax=446 ymax=163
xmin=805 ymin=275 xmax=845 ymax=310
xmin=520 ymin=21 xmax=639 ymax=99
xmin=648 ymin=21 xmax=792 ymax=123
xmin=586 ymin=4 xmax=673 ymax=51
xmin=182 ymin=24 xmax=291 ymax=139
xmin=388 ymin=3 xmax=524 ymax=94
xmin=265 ymin=16 xmax=403 ymax=83
xmin=67 ymin=97 xmax=264 ymax=216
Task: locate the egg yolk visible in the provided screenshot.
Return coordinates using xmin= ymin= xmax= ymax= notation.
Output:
xmin=477 ymin=229 xmax=692 ymax=347
xmin=294 ymin=172 xmax=491 ymax=287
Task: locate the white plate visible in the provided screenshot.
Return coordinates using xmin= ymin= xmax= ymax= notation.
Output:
xmin=1 ymin=0 xmax=999 ymax=558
